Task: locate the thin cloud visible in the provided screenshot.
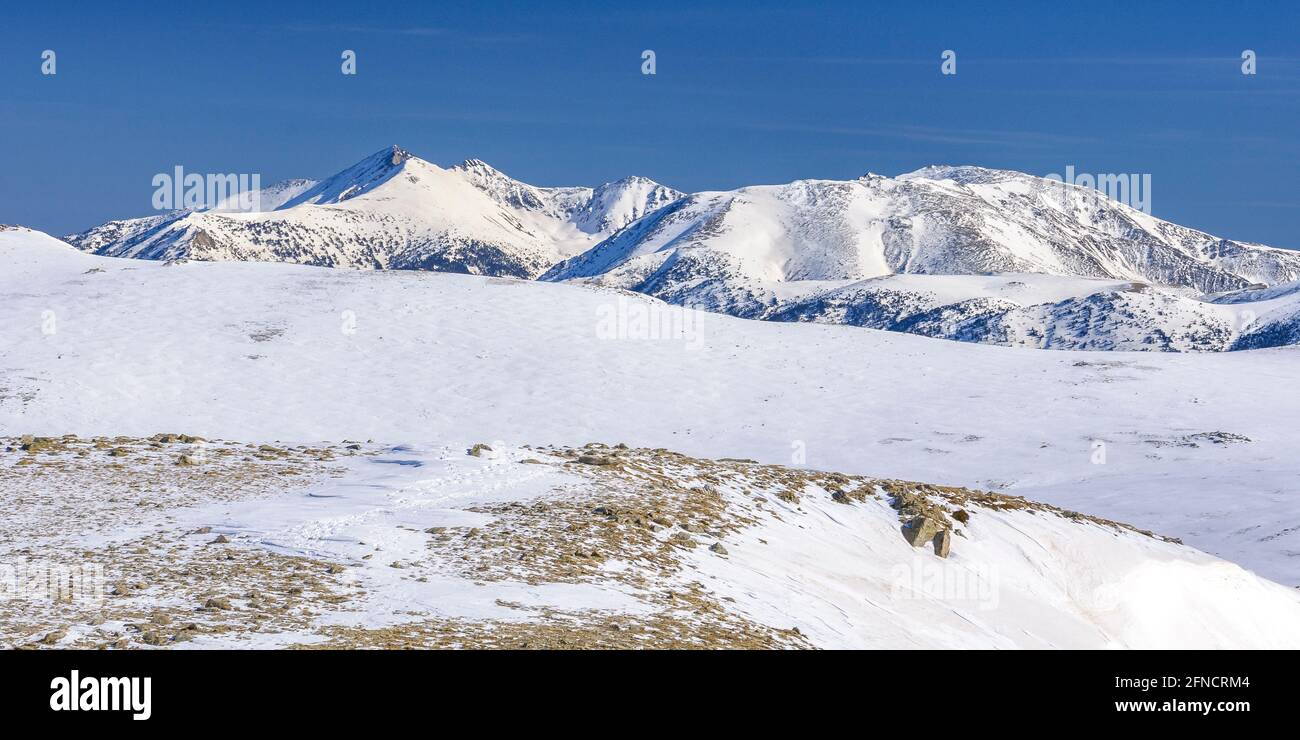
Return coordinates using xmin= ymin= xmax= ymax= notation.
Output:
xmin=259 ymin=22 xmax=535 ymax=44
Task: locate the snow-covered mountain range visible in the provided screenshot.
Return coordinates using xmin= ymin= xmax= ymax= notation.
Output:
xmin=59 ymin=147 xmax=1300 ymax=350
xmin=66 ymin=146 xmax=682 ymax=279
xmin=543 ymin=166 xmax=1300 ymax=350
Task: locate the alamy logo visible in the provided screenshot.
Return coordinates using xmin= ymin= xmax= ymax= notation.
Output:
xmin=0 ymin=559 xmax=103 ymax=603
xmin=49 ymin=670 xmax=151 ymax=720
xmin=890 ymin=559 xmax=999 ymax=610
xmin=1044 ymin=165 xmax=1152 ymax=214
xmin=595 ymin=296 xmax=704 ymax=348
xmin=152 ymin=167 xmax=262 ymax=211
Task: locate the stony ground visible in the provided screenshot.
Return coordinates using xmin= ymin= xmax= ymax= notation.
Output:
xmin=0 ymin=434 xmax=360 ymax=648
xmin=1 ymin=435 xmax=1174 ymax=650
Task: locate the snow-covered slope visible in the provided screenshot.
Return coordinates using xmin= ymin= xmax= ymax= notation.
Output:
xmin=3 ymin=228 xmax=1298 ymax=648
xmin=66 ymin=147 xmax=680 ymax=279
xmin=4 ymin=226 xmax=1300 ymax=591
xmin=7 ymin=436 xmax=1298 ymax=649
xmin=67 ymin=179 xmax=319 ymax=255
xmin=766 ymin=273 xmax=1286 ymax=351
xmin=1209 ymin=280 xmax=1300 ymax=350
xmin=213 ymin=177 xmax=318 ymax=212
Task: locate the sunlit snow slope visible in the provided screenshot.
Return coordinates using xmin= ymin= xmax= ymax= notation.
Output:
xmin=3 ymin=226 xmax=1299 ymax=591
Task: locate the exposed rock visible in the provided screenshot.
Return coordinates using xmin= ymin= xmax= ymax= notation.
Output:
xmin=468 ymin=443 xmax=493 ymax=457
xmin=152 ymin=433 xmax=203 ymax=444
xmin=709 ymin=542 xmax=729 ymax=555
xmin=933 ymin=529 xmax=952 ymax=558
xmin=1187 ymin=431 xmax=1252 ymax=446
xmin=20 ymin=436 xmax=59 ymax=453
xmin=903 ymin=516 xmax=941 ymax=547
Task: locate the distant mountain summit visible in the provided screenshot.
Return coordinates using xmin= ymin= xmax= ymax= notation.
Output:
xmin=572 ymin=176 xmax=683 ymax=235
xmin=66 ymin=146 xmax=680 ymax=278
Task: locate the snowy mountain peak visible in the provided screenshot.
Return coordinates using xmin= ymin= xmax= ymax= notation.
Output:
xmin=454 ymin=157 xmax=495 ymax=173
xmin=605 ymin=175 xmax=658 ymax=187
xmin=899 ymin=164 xmax=1025 ymax=184
xmin=387 ymin=144 xmax=413 ymax=166
xmin=450 ymin=157 xmax=531 ymax=187
xmin=444 ymin=158 xmax=682 ymax=238
xmin=278 ymin=145 xmax=422 ymax=208
xmin=573 ymin=176 xmax=684 ymax=235
xmin=450 ymin=157 xmax=591 ymax=220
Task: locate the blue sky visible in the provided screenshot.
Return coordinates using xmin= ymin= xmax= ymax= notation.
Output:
xmin=2 ymin=0 xmax=1298 ymax=247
